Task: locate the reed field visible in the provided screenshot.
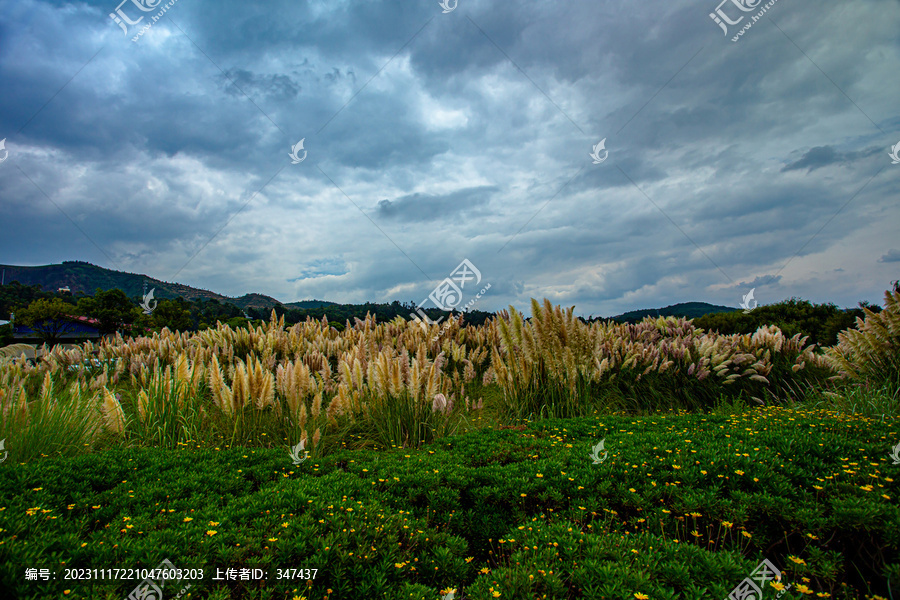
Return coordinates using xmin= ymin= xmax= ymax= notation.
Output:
xmin=0 ymin=291 xmax=898 ymax=600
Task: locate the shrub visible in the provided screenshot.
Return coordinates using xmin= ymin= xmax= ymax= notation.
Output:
xmin=693 ymin=298 xmax=865 ymax=347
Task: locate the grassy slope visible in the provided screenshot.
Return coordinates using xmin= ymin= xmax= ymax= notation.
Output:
xmin=1 ymin=405 xmax=897 ymax=600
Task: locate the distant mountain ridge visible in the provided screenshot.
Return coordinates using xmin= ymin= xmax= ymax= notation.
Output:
xmin=0 ymin=261 xmax=333 ymax=311
xmin=606 ymin=301 xmax=736 ymax=323
xmin=0 ymin=262 xmax=738 ymax=320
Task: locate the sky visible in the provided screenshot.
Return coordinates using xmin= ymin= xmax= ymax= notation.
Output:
xmin=0 ymin=0 xmax=898 ymax=319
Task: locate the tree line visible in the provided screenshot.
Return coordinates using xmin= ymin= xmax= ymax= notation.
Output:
xmin=0 ymin=280 xmax=896 ymax=348
xmin=0 ymin=282 xmax=494 ymax=345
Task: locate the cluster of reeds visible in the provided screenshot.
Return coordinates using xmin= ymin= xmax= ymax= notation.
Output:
xmin=0 ymin=311 xmax=491 ymax=456
xmin=0 ymin=371 xmax=110 ymax=462
xmin=825 ymin=288 xmax=900 ymax=385
xmin=6 ymin=290 xmax=892 ymax=460
xmin=817 ymin=289 xmax=900 ymax=419
xmin=489 ymin=299 xmax=836 ymax=419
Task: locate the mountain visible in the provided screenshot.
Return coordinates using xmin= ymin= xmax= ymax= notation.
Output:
xmin=0 ymin=262 xmax=736 ymax=321
xmin=0 ymin=261 xmax=334 ymax=311
xmin=607 ymin=301 xmax=736 ymax=323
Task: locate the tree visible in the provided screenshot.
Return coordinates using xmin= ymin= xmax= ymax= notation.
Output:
xmin=692 ymin=297 xmax=863 ymax=348
xmin=0 ymin=281 xmax=52 ymax=319
xmin=77 ymin=288 xmax=140 ymax=334
xmin=225 ymin=316 xmax=252 ymax=330
xmin=129 ymin=310 xmax=155 ymax=337
xmin=858 ymin=300 xmax=882 ymax=313
xmin=14 ymin=298 xmax=83 ymax=345
xmin=151 ymin=299 xmax=194 ymax=332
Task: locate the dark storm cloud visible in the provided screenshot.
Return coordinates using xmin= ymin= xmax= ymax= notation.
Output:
xmin=0 ymin=0 xmax=897 ymax=315
xmin=375 ymin=186 xmax=497 ymax=222
xmin=217 ymin=69 xmax=302 ymax=102
xmin=781 ymin=146 xmax=880 ymax=173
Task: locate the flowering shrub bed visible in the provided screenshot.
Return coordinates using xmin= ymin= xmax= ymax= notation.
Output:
xmin=1 ymin=407 xmax=897 ymax=599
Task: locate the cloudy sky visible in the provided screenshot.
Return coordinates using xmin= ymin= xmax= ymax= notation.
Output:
xmin=1 ymin=0 xmax=898 ymax=318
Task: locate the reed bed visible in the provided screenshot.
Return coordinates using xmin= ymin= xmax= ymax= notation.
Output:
xmin=2 ymin=291 xmax=897 ymax=462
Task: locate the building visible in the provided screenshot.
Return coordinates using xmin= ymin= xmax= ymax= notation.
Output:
xmin=12 ymin=315 xmax=102 ymax=343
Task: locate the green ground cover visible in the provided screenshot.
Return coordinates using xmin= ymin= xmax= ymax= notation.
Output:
xmin=1 ymin=405 xmax=897 ymax=600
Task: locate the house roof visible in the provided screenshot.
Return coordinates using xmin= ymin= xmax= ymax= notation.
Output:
xmin=69 ymin=315 xmax=101 ymax=325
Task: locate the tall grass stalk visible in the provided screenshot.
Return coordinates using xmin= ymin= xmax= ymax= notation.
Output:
xmin=127 ymin=377 xmax=205 ymax=449
xmin=363 ymin=391 xmax=437 ymax=450
xmin=0 ymin=375 xmax=100 ymax=463
xmin=819 ymin=374 xmax=900 ymax=421
xmin=496 ymin=371 xmax=593 ymax=423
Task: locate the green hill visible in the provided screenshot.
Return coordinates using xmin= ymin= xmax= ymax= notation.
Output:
xmin=0 ymin=261 xmax=333 ymax=311
xmin=607 ymin=301 xmax=735 ymax=323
